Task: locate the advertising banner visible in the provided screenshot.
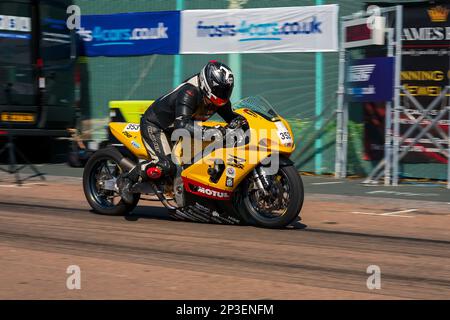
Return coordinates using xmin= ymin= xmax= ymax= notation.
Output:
xmin=347 ymin=57 xmax=394 ymax=102
xmin=180 ymin=5 xmax=338 ymax=54
xmin=78 ymin=11 xmax=180 ymax=56
xmin=0 ymin=14 xmax=31 ymax=40
xmin=364 ymin=3 xmax=450 ymax=163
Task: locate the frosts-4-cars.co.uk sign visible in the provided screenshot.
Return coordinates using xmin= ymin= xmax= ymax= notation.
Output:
xmin=180 ymin=5 xmax=339 ymax=53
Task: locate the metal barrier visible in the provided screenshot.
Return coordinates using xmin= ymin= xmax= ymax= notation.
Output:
xmin=363 ymin=86 xmax=450 ymax=189
xmin=335 ymin=5 xmax=450 ymax=189
xmin=335 ymin=6 xmax=402 ymax=181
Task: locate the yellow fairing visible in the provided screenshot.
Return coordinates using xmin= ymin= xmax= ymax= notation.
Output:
xmin=110 ymin=119 xmax=228 ymax=162
xmin=109 ymin=122 xmax=149 ymax=159
xmin=179 ymin=109 xmax=296 ymax=193
xmin=109 ymin=108 xmax=296 ymax=194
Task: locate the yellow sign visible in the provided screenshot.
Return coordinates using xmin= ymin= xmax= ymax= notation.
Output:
xmin=401 ymin=71 xmax=445 ymax=82
xmin=1 ymin=113 xmax=35 ymax=123
xmin=428 ymin=6 xmax=449 ymax=23
xmin=402 ymin=85 xmax=450 ymax=97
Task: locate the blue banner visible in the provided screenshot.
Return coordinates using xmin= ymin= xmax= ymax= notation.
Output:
xmin=346 ymin=57 xmax=394 ymax=102
xmin=78 ymin=11 xmax=180 ymax=56
xmin=0 ymin=32 xmax=31 ymax=40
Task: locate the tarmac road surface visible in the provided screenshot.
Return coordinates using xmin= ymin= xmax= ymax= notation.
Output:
xmin=0 ymin=175 xmax=449 ymax=299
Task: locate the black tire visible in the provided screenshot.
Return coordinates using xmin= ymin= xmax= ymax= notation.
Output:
xmin=83 ymin=147 xmax=140 ymax=216
xmin=236 ymin=165 xmax=304 ymax=228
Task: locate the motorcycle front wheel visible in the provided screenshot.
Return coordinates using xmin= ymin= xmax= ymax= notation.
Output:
xmin=236 ymin=165 xmax=304 ymax=228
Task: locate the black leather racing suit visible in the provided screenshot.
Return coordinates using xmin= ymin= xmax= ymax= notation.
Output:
xmin=140 ymin=74 xmax=237 ymax=176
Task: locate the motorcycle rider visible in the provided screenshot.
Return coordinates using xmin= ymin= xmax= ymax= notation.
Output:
xmin=129 ymin=60 xmax=238 ymax=184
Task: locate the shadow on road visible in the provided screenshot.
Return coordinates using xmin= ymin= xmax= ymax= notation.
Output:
xmin=124 ymin=206 xmax=309 ymax=231
xmin=289 ymin=221 xmax=308 ymax=230
xmin=124 ymin=205 xmax=172 ymax=222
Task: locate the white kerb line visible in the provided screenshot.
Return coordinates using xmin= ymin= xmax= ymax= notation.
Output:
xmin=311 ymin=181 xmax=344 ymax=185
xmin=379 ymin=209 xmax=418 ymax=216
xmin=352 ymin=208 xmax=418 ymax=218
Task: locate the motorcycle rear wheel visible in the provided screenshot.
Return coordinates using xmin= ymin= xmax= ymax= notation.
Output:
xmin=83 ymin=147 xmax=140 ymax=216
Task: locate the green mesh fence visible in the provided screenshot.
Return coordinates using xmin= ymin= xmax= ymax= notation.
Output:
xmin=72 ymin=0 xmax=448 ymax=180
xmin=73 ymin=0 xmax=353 ymax=174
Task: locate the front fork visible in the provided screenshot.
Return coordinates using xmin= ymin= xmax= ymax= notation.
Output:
xmin=252 ymin=166 xmax=270 ymax=195
xmin=251 ymin=155 xmax=294 ymax=193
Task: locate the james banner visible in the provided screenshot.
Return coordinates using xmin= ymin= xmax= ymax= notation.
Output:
xmin=78 ymin=11 xmax=180 ymax=56
xmin=180 ymin=5 xmax=338 ymax=54
xmin=364 ymin=3 xmax=450 ymax=163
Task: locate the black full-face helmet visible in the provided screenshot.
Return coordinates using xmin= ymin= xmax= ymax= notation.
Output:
xmin=198 ymin=60 xmax=234 ymax=107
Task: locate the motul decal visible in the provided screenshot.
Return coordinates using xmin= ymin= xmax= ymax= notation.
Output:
xmin=197 ymin=186 xmax=229 ymax=198
xmin=182 ymin=177 xmax=231 ymax=200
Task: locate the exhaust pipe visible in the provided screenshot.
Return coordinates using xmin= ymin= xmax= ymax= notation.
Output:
xmin=119 ymin=157 xmax=136 ymax=171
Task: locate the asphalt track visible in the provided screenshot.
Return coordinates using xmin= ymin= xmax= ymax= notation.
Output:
xmin=9 ymin=163 xmax=450 ymax=202
xmin=0 ymin=172 xmax=449 ymax=299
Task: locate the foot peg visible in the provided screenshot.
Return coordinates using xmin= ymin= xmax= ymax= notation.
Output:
xmin=148 ymin=182 xmax=178 ymax=210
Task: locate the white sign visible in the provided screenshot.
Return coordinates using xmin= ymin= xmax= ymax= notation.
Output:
xmin=0 ymin=15 xmax=31 ymax=32
xmin=180 ymin=5 xmax=338 ymax=54
xmin=348 ymin=64 xmax=375 ymax=82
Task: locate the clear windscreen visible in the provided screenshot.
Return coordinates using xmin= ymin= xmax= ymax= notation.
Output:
xmin=232 ymin=96 xmax=280 ymax=122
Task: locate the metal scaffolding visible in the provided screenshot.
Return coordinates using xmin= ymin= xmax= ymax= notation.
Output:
xmin=335 ymin=5 xmax=450 ymax=189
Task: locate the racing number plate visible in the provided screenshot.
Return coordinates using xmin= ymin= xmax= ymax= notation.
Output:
xmin=1 ymin=112 xmax=35 ymax=123
xmin=124 ymin=123 xmax=140 ymax=132
xmin=275 ymin=121 xmax=293 ymax=146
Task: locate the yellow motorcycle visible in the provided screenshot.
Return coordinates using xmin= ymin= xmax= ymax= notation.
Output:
xmin=82 ymin=96 xmax=304 ymax=228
